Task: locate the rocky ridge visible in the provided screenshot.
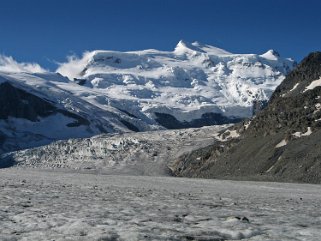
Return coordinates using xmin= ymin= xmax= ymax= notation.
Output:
xmin=170 ymin=52 xmax=321 ymax=183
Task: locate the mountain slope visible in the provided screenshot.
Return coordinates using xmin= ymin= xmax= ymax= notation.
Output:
xmin=0 ymin=73 xmax=156 ymax=154
xmin=171 ymin=52 xmax=321 ymax=183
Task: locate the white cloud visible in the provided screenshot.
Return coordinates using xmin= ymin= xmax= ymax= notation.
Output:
xmin=0 ymin=55 xmax=46 ymax=73
xmin=56 ymin=52 xmax=93 ymax=79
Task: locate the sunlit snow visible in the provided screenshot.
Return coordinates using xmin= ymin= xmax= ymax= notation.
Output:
xmin=56 ymin=40 xmax=294 ymax=121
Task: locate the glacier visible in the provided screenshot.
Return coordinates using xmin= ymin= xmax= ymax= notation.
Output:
xmin=1 ymin=168 xmax=320 ymax=241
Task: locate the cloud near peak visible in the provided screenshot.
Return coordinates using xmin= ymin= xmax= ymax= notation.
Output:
xmin=0 ymin=55 xmax=46 ymax=73
xmin=56 ymin=52 xmax=93 ymax=79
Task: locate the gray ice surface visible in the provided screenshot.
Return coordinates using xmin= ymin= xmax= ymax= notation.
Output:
xmin=0 ymin=169 xmax=320 ymax=241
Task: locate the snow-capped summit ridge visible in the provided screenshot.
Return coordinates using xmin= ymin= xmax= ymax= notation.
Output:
xmin=174 ymin=40 xmax=231 ymax=56
xmin=55 ymin=41 xmax=295 ymax=125
xmin=174 ymin=40 xmax=206 ymax=55
xmin=261 ymin=49 xmax=281 ymax=60
xmin=191 ymin=41 xmax=232 ymax=55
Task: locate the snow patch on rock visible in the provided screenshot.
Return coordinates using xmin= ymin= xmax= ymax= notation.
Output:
xmin=275 ymin=139 xmax=287 ymax=148
xmin=293 ymin=127 xmax=313 ymax=138
xmin=216 ymin=129 xmax=240 ymax=141
xmin=304 ymin=77 xmax=321 ymax=92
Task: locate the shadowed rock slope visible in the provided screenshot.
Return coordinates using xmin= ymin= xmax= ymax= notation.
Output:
xmin=170 ymin=52 xmax=321 ymax=183
xmin=0 ymin=81 xmax=90 ymax=154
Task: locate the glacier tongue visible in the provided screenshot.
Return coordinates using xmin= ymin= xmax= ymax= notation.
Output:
xmin=2 ymin=125 xmax=229 ymax=175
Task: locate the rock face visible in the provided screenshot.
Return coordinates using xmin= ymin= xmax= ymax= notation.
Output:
xmin=154 ymin=112 xmax=242 ymax=129
xmin=170 ymin=52 xmax=321 ymax=184
xmin=0 ymin=82 xmax=93 ymax=154
xmin=0 ymin=82 xmax=56 ymax=120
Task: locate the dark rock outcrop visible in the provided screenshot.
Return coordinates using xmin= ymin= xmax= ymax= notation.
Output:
xmin=0 ymin=82 xmax=91 ymax=154
xmin=0 ymin=82 xmax=90 ymax=126
xmin=120 ymin=119 xmax=139 ymax=132
xmin=171 ymin=52 xmax=321 ymax=183
xmin=0 ymin=82 xmax=56 ymax=121
xmin=155 ymin=112 xmax=243 ymax=129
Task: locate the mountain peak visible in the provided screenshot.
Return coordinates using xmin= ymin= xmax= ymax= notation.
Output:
xmin=174 ymin=40 xmax=205 ymax=55
xmin=261 ymin=49 xmax=281 ymax=60
xmin=298 ymin=51 xmax=321 ymax=68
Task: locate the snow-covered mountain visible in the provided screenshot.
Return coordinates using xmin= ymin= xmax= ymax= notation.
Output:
xmin=58 ymin=40 xmax=295 ymax=126
xmin=0 ymin=41 xmax=295 ymax=153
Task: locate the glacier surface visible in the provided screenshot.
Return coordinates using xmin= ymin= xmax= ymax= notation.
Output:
xmin=0 ymin=168 xmax=320 ymax=241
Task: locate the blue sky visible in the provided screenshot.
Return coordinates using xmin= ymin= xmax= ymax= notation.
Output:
xmin=0 ymin=0 xmax=321 ymax=70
